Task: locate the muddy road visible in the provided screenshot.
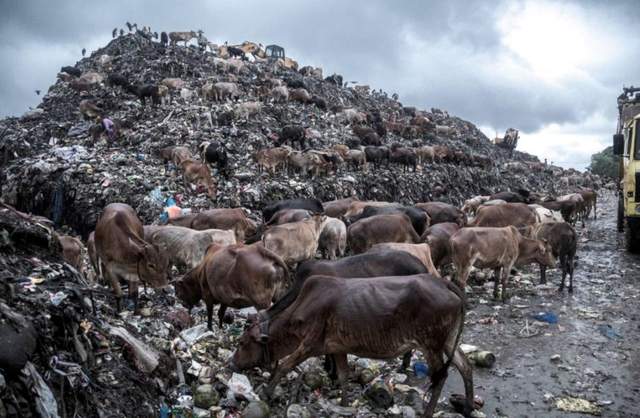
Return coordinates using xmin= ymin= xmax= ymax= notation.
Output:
xmin=442 ymin=192 xmax=640 ymax=417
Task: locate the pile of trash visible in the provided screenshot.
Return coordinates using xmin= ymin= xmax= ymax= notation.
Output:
xmin=0 ymin=30 xmax=601 ymax=417
xmin=0 ymin=31 xmax=599 ymax=238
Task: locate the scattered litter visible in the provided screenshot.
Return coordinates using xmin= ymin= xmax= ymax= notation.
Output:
xmin=598 ymin=324 xmax=623 ymax=340
xmin=555 ymin=396 xmax=601 ymax=415
xmin=531 ymin=311 xmax=558 ymax=324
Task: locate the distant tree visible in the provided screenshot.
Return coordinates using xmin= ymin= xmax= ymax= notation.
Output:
xmin=589 ymin=146 xmax=617 ymax=179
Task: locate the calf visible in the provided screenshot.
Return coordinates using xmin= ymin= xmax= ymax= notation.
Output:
xmin=415 ymin=202 xmax=465 ymax=226
xmin=279 ymin=125 xmax=306 ymax=149
xmin=230 ymin=274 xmax=474 ymax=417
xmin=95 ymin=203 xmax=169 ymax=310
xmin=348 ymin=213 xmax=420 ymax=254
xmin=143 ymin=225 xmax=236 ymax=269
xmin=470 ymin=203 xmax=537 ymax=228
xmin=262 ymin=198 xmax=323 ymax=223
xmin=344 ymin=149 xmax=366 ymax=169
xmin=422 ymin=222 xmax=460 ymax=268
xmin=318 ymin=217 xmax=347 ymax=260
xmin=175 ymin=243 xmax=289 ymax=329
xmin=526 ymin=222 xmax=577 ymax=292
xmin=369 ymin=243 xmax=439 ymax=277
xmin=180 ymin=159 xmax=217 ymax=198
xmin=262 ymin=215 xmax=327 ymax=265
xmin=58 ymin=235 xmax=84 ymax=273
xmin=451 ymin=226 xmax=555 ymax=301
xmin=168 ymin=208 xmax=257 ymax=242
xmin=160 ymin=146 xmax=192 ymax=166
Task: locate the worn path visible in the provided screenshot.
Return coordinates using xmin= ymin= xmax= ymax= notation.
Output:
xmin=445 ymin=192 xmax=640 ymax=417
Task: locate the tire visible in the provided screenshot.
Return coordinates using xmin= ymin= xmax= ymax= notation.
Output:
xmin=617 ymin=195 xmax=624 ymax=232
xmin=625 ymin=217 xmax=640 ymax=254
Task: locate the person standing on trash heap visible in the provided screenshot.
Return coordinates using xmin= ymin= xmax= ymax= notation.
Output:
xmin=102 ymin=117 xmax=115 ymax=140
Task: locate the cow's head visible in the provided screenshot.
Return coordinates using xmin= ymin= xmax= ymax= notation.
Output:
xmin=535 ymin=239 xmax=556 ymax=267
xmin=174 ymin=271 xmax=201 ymax=310
xmin=136 ymin=241 xmax=170 ymax=288
xmin=229 ymin=316 xmax=270 ymax=371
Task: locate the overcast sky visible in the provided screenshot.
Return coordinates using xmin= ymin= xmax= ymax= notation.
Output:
xmin=1 ymin=0 xmax=639 ymax=169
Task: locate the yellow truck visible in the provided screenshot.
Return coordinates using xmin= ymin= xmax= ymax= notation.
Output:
xmin=613 ymin=86 xmax=640 ymax=252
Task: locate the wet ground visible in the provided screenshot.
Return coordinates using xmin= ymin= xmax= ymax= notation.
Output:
xmin=444 ymin=192 xmax=640 ymax=417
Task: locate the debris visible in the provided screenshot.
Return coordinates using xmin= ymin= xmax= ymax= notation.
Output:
xmin=107 ymin=325 xmax=161 ymax=374
xmin=23 ymin=362 xmax=59 ymax=418
xmin=531 ymin=311 xmax=558 ymax=324
xmin=193 ymin=384 xmax=219 ymax=409
xmin=242 ymin=400 xmax=270 ymax=418
xmin=412 ymin=361 xmax=429 ymax=378
xmin=365 ymin=380 xmax=394 ymax=409
xmin=227 ymin=373 xmax=259 ymax=401
xmin=179 ymin=324 xmax=215 ymax=345
xmin=598 ymin=324 xmax=623 ymax=340
xmin=555 ymin=396 xmax=602 ymax=415
xmin=286 ymin=403 xmax=311 ymax=418
xmin=550 ymin=354 xmax=561 ymax=363
xmin=467 ymin=351 xmax=496 ymax=368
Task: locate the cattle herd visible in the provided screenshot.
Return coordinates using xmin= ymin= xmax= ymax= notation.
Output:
xmin=51 ymin=184 xmax=598 ymax=417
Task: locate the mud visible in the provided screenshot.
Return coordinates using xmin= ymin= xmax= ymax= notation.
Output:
xmin=443 ymin=192 xmax=640 ymax=417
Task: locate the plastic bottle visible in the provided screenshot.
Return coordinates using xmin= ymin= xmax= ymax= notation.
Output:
xmin=412 ymin=361 xmax=429 ymax=378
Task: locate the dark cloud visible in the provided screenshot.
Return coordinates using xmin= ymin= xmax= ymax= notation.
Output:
xmin=1 ymin=0 xmax=639 ymax=168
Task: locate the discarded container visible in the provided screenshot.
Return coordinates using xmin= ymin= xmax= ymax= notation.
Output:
xmin=227 ymin=373 xmax=259 ymax=401
xmin=365 ymin=380 xmax=394 ymax=408
xmin=468 ymin=351 xmax=496 ymax=368
xmin=413 ymin=361 xmax=429 ymax=378
xmin=532 ymin=311 xmax=558 ymax=324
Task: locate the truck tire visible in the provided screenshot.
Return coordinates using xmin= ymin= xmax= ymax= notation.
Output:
xmin=625 ymin=217 xmax=640 ymax=253
xmin=617 ymin=195 xmax=624 ymax=232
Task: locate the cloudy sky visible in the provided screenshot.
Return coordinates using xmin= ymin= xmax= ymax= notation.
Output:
xmin=1 ymin=0 xmax=639 ymax=169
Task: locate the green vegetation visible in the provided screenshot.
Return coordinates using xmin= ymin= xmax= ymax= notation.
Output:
xmin=589 ymin=146 xmax=617 ymax=179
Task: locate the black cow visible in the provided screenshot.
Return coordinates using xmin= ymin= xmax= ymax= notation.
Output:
xmin=262 ymin=198 xmax=323 ymax=223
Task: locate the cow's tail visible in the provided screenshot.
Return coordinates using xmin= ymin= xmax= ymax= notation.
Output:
xmin=442 ymin=280 xmax=467 ymax=375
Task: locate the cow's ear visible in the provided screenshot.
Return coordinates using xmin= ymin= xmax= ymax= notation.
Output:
xmin=128 ymin=238 xmax=144 ymax=256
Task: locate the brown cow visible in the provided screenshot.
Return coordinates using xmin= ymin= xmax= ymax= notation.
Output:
xmin=368 ymin=243 xmax=440 ymax=277
xmin=578 ymin=188 xmax=597 ymax=220
xmin=180 ymin=159 xmax=217 ymax=198
xmin=322 ymin=197 xmax=359 ymax=218
xmin=175 ymin=243 xmax=289 ymax=329
xmin=230 ymin=274 xmax=475 ymax=417
xmin=160 ymin=146 xmax=192 ymax=166
xmin=58 ymin=235 xmax=84 ymax=273
xmin=470 ymin=203 xmax=536 ymax=228
xmin=525 ymin=222 xmax=577 ymax=292
xmin=415 ymin=202 xmax=465 ymax=226
xmin=95 ymin=203 xmax=169 ymax=311
xmin=169 ymin=208 xmax=257 ymax=242
xmin=451 ymin=226 xmax=555 ymax=301
xmin=262 ymin=215 xmax=327 ymax=264
xmin=421 ymin=222 xmax=461 ymax=269
xmin=347 ymin=213 xmax=420 ymax=254
xmin=343 ymin=200 xmax=395 ymax=218
xmin=255 ymin=147 xmax=291 ymax=174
